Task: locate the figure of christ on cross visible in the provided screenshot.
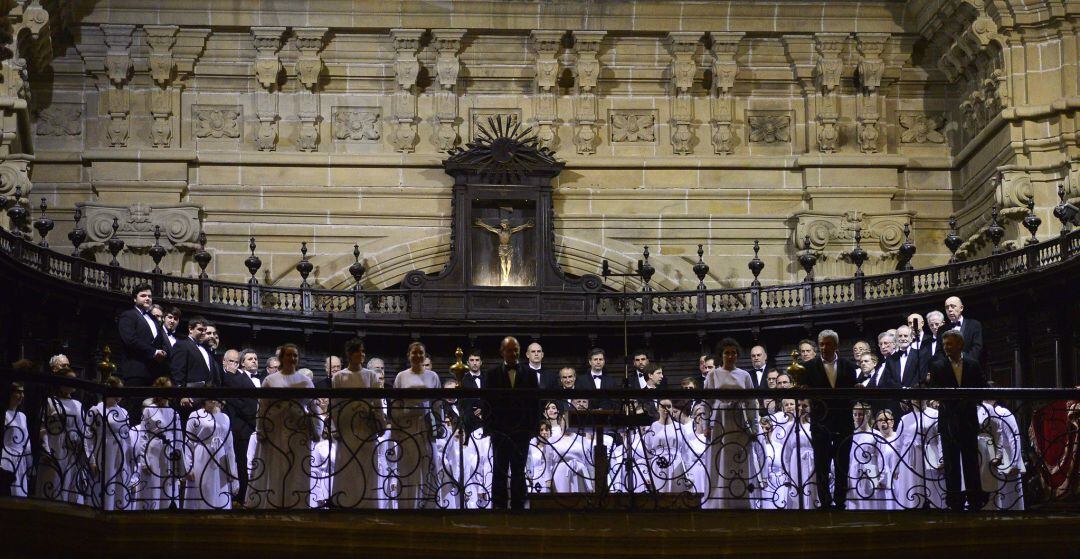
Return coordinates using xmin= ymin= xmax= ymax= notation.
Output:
xmin=473 ymin=218 xmax=535 ymax=285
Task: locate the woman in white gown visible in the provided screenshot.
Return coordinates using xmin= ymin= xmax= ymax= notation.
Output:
xmin=976 ymin=402 xmax=1007 ymax=510
xmin=781 ymin=399 xmax=817 ymax=510
xmin=330 ymin=338 xmax=385 ymax=508
xmin=677 ymin=401 xmax=711 ymax=500
xmin=547 ymin=409 xmax=592 ymax=493
xmin=846 ymin=402 xmax=881 ymax=510
xmin=37 ymin=368 xmax=87 ymax=504
xmin=527 ymin=421 xmax=554 ymax=494
xmin=135 ymin=377 xmax=183 ymax=510
xmin=921 ymin=400 xmax=948 ymax=509
xmin=389 ymin=341 xmax=441 ymax=509
xmin=184 ymin=398 xmax=239 ymax=509
xmin=643 ymin=399 xmax=687 ymax=493
xmin=247 ymin=343 xmax=320 ymax=509
xmin=873 ymin=409 xmax=901 ymax=510
xmin=2 ymin=382 xmax=31 ymax=497
xmin=703 ymin=340 xmax=759 ymax=509
xmin=986 ymin=400 xmax=1025 ymax=510
xmin=755 ymin=415 xmax=787 ymax=509
xmin=85 ymin=376 xmax=133 ymax=510
xmin=893 ymin=398 xmax=934 ymax=509
xmin=441 ymin=423 xmax=491 ymax=509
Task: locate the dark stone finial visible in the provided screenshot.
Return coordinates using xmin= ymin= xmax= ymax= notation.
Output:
xmin=105 ymin=217 xmax=125 ymax=267
xmin=1053 ymin=184 xmax=1078 ymax=236
xmin=296 ymin=241 xmax=313 ymax=288
xmin=748 ymin=240 xmax=764 ymax=287
xmin=638 ymin=245 xmax=655 ymax=290
xmin=945 ymin=217 xmax=963 ymax=263
xmin=897 ymin=223 xmax=916 ymax=271
xmin=32 ymin=198 xmax=54 ymax=247
xmin=601 ymin=259 xmax=611 ymax=278
xmin=193 ymin=230 xmax=211 ymax=279
xmin=692 ymin=244 xmax=709 ymax=290
xmin=1022 ymin=199 xmax=1042 ymax=246
xmin=68 ymin=207 xmax=87 ymax=257
xmin=850 ymin=226 xmax=868 ymax=277
xmin=797 ymin=234 xmax=817 ymax=282
xmin=6 ymin=186 xmax=27 ymax=239
xmin=987 ymin=205 xmax=1005 ymax=254
xmin=244 ymin=236 xmax=262 ymax=285
xmin=349 ymin=243 xmax=366 ymax=290
xmin=148 ymin=225 xmax=166 ymax=274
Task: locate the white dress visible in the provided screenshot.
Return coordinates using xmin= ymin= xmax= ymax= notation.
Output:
xmin=976 ymin=404 xmax=1007 ymax=510
xmin=389 ymin=368 xmax=441 ymax=509
xmin=921 ymin=408 xmax=948 ymax=509
xmin=310 ymin=438 xmax=334 ymax=508
xmin=135 ymin=403 xmax=183 ymax=510
xmin=781 ymin=420 xmax=817 ymax=510
xmin=184 ymin=409 xmax=239 ymax=510
xmin=874 ymin=430 xmax=901 ymax=510
xmin=548 ymin=426 xmax=592 ymax=493
xmin=526 ymin=437 xmax=552 ymax=494
xmin=247 ymin=371 xmax=319 ymax=509
xmin=677 ymin=421 xmax=710 ymax=501
xmin=757 ymin=434 xmax=787 ymax=509
xmin=440 ymin=429 xmax=491 ymax=509
xmin=2 ymin=409 xmax=31 ymax=497
xmin=643 ymin=420 xmax=686 ymax=493
xmin=846 ymin=428 xmax=882 ymax=510
xmin=85 ymin=402 xmax=133 ymax=510
xmin=38 ymin=396 xmax=87 ymax=504
xmin=329 ymin=368 xmax=385 ymax=508
xmin=992 ymin=404 xmax=1026 ymax=510
xmin=703 ymin=367 xmax=759 ymax=509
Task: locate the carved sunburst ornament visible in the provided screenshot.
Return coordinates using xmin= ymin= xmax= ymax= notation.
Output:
xmin=445 ymin=115 xmax=560 ymax=184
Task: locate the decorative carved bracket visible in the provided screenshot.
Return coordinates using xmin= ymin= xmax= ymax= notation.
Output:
xmin=432 ymin=29 xmax=466 ymax=152
xmin=709 ymin=32 xmax=743 ymax=155
xmin=145 ymin=25 xmax=178 ymax=86
xmin=251 ymin=27 xmax=285 ymax=90
xmin=390 ymin=28 xmax=423 ymax=153
xmin=667 ymin=32 xmax=703 ymax=155
xmin=294 ymin=27 xmax=328 ymax=91
xmin=102 ymin=24 xmax=135 ymax=88
xmin=794 ymin=210 xmax=915 ymax=273
xmin=531 ymin=30 xmax=565 ymax=151
xmin=571 ymin=31 xmax=605 ymax=155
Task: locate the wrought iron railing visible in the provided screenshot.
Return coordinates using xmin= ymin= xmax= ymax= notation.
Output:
xmin=5 ymin=370 xmax=1079 ymax=512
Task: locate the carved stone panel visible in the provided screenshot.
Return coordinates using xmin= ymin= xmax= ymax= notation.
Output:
xmin=35 ymin=104 xmax=83 ymax=136
xmin=470 ymin=109 xmax=521 ymax=142
xmin=193 ymin=105 xmax=242 ymax=139
xmin=747 ymin=112 xmax=791 ymax=145
xmin=78 ymin=203 xmax=201 ymax=248
xmin=609 ymin=110 xmax=656 ymax=143
xmin=332 ymin=108 xmax=381 ymax=142
xmin=899 ymin=113 xmax=946 ymax=144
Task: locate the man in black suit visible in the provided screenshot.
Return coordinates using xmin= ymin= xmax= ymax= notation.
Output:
xmin=919 ymin=310 xmax=947 ymax=371
xmin=945 ymin=296 xmax=984 ymax=364
xmin=928 ymin=328 xmax=988 ymax=511
xmin=170 ymin=316 xmax=214 ymax=409
xmin=800 ymin=329 xmax=859 ymax=510
xmin=117 ymin=283 xmax=169 ymax=388
xmin=458 ymin=349 xmax=485 ymax=433
xmin=575 ymin=348 xmax=620 ymax=410
xmin=483 ymin=336 xmax=539 ymax=510
xmin=748 ymin=345 xmax=770 ymax=389
xmin=629 ymin=349 xmax=667 ymax=389
xmin=525 ymin=342 xmax=559 ymax=390
xmin=221 ymin=348 xmax=257 ymax=503
xmin=885 ymin=325 xmax=923 ymax=388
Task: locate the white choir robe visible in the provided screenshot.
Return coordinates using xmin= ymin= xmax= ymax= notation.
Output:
xmin=329 ymin=369 xmax=385 ymax=509
xmin=976 ymin=405 xmax=1008 ymax=510
xmin=642 ymin=421 xmax=687 ymax=493
xmin=756 ymin=435 xmax=787 ymax=510
xmin=376 ymin=430 xmax=398 ymax=509
xmin=432 ymin=429 xmax=453 ymax=506
xmin=874 ymin=431 xmax=902 ymax=510
xmin=439 ymin=429 xmax=491 ymax=509
xmin=134 ymin=403 xmax=183 ymax=510
xmin=310 ymin=438 xmax=334 ymax=508
xmin=704 ymin=370 xmax=759 ymax=510
xmin=846 ymin=429 xmax=882 ymax=510
xmin=992 ymin=404 xmax=1026 ymax=510
xmin=893 ymin=409 xmax=935 ymax=509
xmin=527 ymin=437 xmax=553 ymax=494
xmin=246 ymin=371 xmax=319 ymax=510
xmin=2 ymin=409 xmax=31 ymax=497
xmin=921 ymin=408 xmax=948 ymax=509
xmin=781 ymin=420 xmax=818 ymax=510
xmin=677 ymin=421 xmax=710 ymax=501
xmin=183 ymin=410 xmax=239 ymax=510
xmin=85 ymin=403 xmax=133 ymax=510
xmin=547 ymin=427 xmax=592 ymax=493
xmin=579 ymin=429 xmax=617 ymax=493
xmin=38 ymin=396 xmax=87 ymax=504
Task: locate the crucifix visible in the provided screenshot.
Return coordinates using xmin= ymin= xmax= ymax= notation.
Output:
xmin=473 ymin=217 xmax=534 ymax=285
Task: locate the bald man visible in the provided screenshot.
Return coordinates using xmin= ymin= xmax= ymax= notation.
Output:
xmin=483 ymin=336 xmax=539 ymax=509
xmin=944 ymin=296 xmax=984 ymax=364
xmin=525 ymin=342 xmax=558 ymax=389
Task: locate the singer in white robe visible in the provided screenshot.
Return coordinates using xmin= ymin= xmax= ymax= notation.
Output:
xmin=922 ymin=402 xmax=948 ymax=509
xmin=389 ymin=342 xmax=441 ymax=509
xmin=2 ymin=389 xmax=31 ymax=497
xmin=37 ymin=377 xmax=87 ymax=504
xmin=781 ymin=401 xmax=817 ymax=510
xmin=136 ymin=397 xmax=183 ymax=510
xmin=873 ymin=410 xmax=902 ymax=510
xmin=330 ymin=363 xmax=385 ymax=508
xmin=893 ymin=400 xmax=935 ymax=509
xmin=988 ymin=402 xmax=1025 ymax=510
xmin=643 ymin=402 xmax=687 ymax=493
xmin=184 ymin=401 xmax=239 ymax=510
xmin=846 ymin=403 xmax=881 ymax=510
xmin=703 ymin=349 xmax=758 ymax=510
xmin=976 ymin=403 xmax=1007 ymax=510
xmin=85 ymin=398 xmax=133 ymax=510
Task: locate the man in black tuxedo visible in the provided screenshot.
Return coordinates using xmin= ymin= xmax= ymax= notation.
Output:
xmin=458 ymin=349 xmax=485 ymax=433
xmin=575 ymin=348 xmax=620 ymax=410
xmin=483 ymin=336 xmax=539 ymax=509
xmin=919 ymin=310 xmax=947 ymax=371
xmin=525 ymin=342 xmax=559 ymax=390
xmin=747 ymin=345 xmax=770 ymax=389
xmin=928 ymin=328 xmax=988 ymax=511
xmin=221 ymin=348 xmax=257 ymax=503
xmin=885 ymin=325 xmax=923 ymax=388
xmin=629 ymin=349 xmax=667 ymax=389
xmin=944 ymin=296 xmax=984 ymax=364
xmin=800 ymin=329 xmax=859 ymax=509
xmin=170 ymin=316 xmax=214 ymax=409
xmin=117 ymin=283 xmax=169 ymax=388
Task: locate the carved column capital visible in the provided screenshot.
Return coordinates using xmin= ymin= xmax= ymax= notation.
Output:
xmin=432 ymin=29 xmax=465 ymax=90
xmin=102 ymin=24 xmax=135 ymax=87
xmin=813 ymin=32 xmax=848 ymax=93
xmin=709 ymin=32 xmax=743 ymax=95
xmin=531 ymin=30 xmax=565 ymax=91
xmin=855 ymin=33 xmax=889 ymax=92
xmin=667 ymin=32 xmax=704 ymax=93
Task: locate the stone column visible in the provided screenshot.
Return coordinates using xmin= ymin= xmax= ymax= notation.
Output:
xmin=389 ymin=29 xmax=423 ymax=153
xmin=571 ymin=31 xmax=604 ymax=155
xmin=531 ymin=30 xmax=564 ymax=152
xmin=709 ymin=32 xmax=743 ymax=155
xmin=432 ymin=29 xmax=466 ymax=152
xmin=667 ymin=32 xmax=703 ymax=155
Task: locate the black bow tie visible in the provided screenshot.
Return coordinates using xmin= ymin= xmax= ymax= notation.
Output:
xmin=592 ymin=374 xmax=602 ymax=379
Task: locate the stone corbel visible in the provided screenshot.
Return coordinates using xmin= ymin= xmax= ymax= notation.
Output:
xmin=294 ymin=27 xmax=328 ymax=91
xmin=794 ymin=210 xmax=914 ymax=273
xmin=531 ymin=30 xmax=565 ymax=151
xmin=667 ymin=32 xmax=703 ymax=155
xmin=105 ymin=89 xmax=129 ymax=147
xmin=571 ymin=31 xmax=605 ymax=155
xmin=390 ymin=29 xmax=423 ymax=153
xmin=102 ymin=25 xmax=135 ymax=88
xmin=0 ymin=159 xmax=32 ymax=198
xmin=993 ymin=171 xmax=1034 ymax=214
xmin=709 ymin=32 xmax=743 ymax=155
xmin=7 ymin=1 xmax=53 ymax=71
xmin=855 ymin=33 xmax=888 ymax=154
xmin=857 ymin=95 xmax=881 ymax=154
xmin=173 ymin=28 xmax=211 ymax=81
xmin=295 ymin=90 xmax=319 ymax=152
xmin=149 ymin=90 xmax=172 ymax=148
xmin=145 ymin=25 xmax=178 ymax=86
xmin=432 ymin=29 xmax=465 ymax=152
xmin=814 ymin=33 xmax=847 ymax=154
xmin=254 ymin=91 xmax=278 ymax=151
xmin=251 ymin=27 xmax=285 ymax=91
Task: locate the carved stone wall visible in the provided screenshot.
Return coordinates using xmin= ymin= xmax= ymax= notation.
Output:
xmin=13 ymin=1 xmax=1080 ymax=289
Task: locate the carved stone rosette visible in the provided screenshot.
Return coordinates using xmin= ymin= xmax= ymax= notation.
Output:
xmin=571 ymin=31 xmax=605 ymax=155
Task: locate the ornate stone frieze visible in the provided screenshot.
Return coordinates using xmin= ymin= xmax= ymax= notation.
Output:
xmin=748 ymin=113 xmax=790 ymax=144
xmin=709 ymin=32 xmax=743 ymax=155
xmin=35 ymin=103 xmax=83 ymax=136
xmin=571 ymin=31 xmax=604 ymax=155
xmin=390 ymin=28 xmax=423 ymax=153
xmin=531 ymin=30 xmax=565 ymax=151
xmin=432 ymin=29 xmax=466 ymax=152
xmin=899 ymin=113 xmax=946 ymax=144
xmin=332 ymin=108 xmax=381 ymax=142
xmin=667 ymin=32 xmax=703 ymax=155
xmin=193 ymin=105 xmax=242 ymax=139
xmin=609 ymin=111 xmax=656 ymax=143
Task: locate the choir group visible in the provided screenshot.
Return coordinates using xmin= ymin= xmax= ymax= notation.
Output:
xmin=0 ymin=284 xmax=1027 ymax=512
